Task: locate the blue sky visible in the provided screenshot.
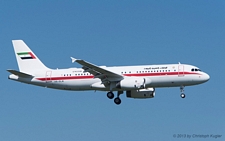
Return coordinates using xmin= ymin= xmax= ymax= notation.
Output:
xmin=1 ymin=1 xmax=225 ymax=140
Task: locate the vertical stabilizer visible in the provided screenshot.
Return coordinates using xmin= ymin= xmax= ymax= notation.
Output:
xmin=12 ymin=40 xmax=50 ymax=74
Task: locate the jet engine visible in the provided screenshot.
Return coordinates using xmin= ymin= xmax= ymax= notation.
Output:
xmin=126 ymin=88 xmax=155 ymax=99
xmin=116 ymin=77 xmax=151 ymax=90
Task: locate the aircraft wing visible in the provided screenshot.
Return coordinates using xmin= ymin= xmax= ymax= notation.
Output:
xmin=71 ymin=57 xmax=124 ymax=83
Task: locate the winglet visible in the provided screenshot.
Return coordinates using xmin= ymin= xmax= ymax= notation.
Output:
xmin=70 ymin=57 xmax=77 ymax=63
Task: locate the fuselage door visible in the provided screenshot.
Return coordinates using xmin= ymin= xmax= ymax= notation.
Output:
xmin=45 ymin=71 xmax=52 ymax=82
xmin=178 ymin=64 xmax=184 ymax=77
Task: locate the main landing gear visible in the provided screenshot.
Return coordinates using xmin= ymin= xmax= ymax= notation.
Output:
xmin=107 ymin=92 xmax=114 ymax=99
xmin=107 ymin=91 xmax=123 ymax=105
xmin=180 ymin=86 xmax=185 ymax=98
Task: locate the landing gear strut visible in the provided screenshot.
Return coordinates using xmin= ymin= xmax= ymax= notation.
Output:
xmin=180 ymin=86 xmax=185 ymax=98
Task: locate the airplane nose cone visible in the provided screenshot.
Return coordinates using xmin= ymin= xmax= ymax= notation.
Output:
xmin=203 ymin=73 xmax=210 ymax=82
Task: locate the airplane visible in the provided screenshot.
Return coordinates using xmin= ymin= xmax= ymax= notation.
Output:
xmin=7 ymin=40 xmax=210 ymax=105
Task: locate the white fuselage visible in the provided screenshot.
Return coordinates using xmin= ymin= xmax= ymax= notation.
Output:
xmin=8 ymin=40 xmax=210 ymax=105
xmin=9 ymin=64 xmax=210 ymax=91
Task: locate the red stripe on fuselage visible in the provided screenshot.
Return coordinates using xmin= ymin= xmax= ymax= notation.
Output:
xmin=36 ymin=75 xmax=94 ymax=81
xmin=36 ymin=72 xmax=200 ymax=81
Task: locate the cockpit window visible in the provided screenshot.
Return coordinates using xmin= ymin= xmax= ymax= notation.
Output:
xmin=191 ymin=68 xmax=202 ymax=72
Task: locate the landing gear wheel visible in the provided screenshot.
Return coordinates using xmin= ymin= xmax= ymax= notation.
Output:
xmin=107 ymin=92 xmax=114 ymax=99
xmin=114 ymin=97 xmax=121 ymax=105
xmin=180 ymin=93 xmax=185 ymax=98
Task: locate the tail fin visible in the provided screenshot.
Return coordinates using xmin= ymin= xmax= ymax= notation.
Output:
xmin=12 ymin=40 xmax=50 ymax=74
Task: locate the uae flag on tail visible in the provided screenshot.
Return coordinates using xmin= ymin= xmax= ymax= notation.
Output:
xmin=17 ymin=52 xmax=36 ymax=60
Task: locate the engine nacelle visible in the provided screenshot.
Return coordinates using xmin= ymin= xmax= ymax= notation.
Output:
xmin=116 ymin=77 xmax=151 ymax=90
xmin=126 ymin=88 xmax=155 ymax=99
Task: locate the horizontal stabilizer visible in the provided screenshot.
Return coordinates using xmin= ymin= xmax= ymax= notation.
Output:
xmin=7 ymin=69 xmax=33 ymax=78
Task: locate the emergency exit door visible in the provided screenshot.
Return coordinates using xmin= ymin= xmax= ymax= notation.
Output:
xmin=178 ymin=64 xmax=184 ymax=77
xmin=45 ymin=71 xmax=52 ymax=82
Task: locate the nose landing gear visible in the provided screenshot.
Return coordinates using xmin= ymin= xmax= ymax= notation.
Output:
xmin=180 ymin=93 xmax=185 ymax=98
xmin=180 ymin=86 xmax=185 ymax=98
